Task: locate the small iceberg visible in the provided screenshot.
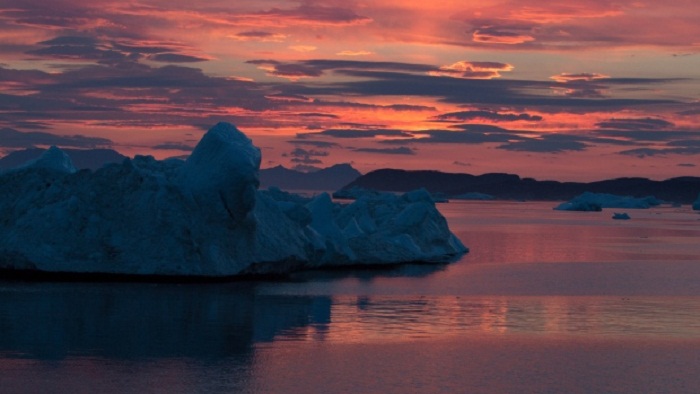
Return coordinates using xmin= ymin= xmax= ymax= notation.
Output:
xmin=555 ymin=192 xmax=661 ymax=211
xmin=612 ymin=212 xmax=631 ymax=220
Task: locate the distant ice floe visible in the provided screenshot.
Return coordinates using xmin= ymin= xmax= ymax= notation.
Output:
xmin=554 ymin=192 xmax=662 ymax=211
xmin=0 ymin=122 xmax=467 ymax=278
xmin=333 ymin=186 xmax=449 ymax=203
xmin=612 ymin=212 xmax=631 ymax=220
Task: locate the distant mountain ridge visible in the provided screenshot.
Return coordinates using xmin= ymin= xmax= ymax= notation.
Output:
xmin=260 ymin=164 xmax=361 ymax=191
xmin=341 ymin=169 xmax=700 ymax=204
xmin=0 ymin=148 xmax=127 ymax=171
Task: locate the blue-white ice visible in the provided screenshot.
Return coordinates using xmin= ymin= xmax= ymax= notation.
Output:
xmin=554 ymin=192 xmax=662 ymax=211
xmin=0 ymin=123 xmax=467 ymax=277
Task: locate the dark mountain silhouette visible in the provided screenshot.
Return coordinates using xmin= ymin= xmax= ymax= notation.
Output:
xmin=341 ymin=169 xmax=700 ymax=204
xmin=260 ymin=164 xmax=361 ymax=191
xmin=0 ymin=148 xmax=127 ymax=171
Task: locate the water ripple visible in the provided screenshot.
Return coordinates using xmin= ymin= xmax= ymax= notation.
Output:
xmin=275 ymin=296 xmax=700 ymax=343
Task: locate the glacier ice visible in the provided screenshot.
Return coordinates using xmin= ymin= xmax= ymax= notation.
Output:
xmin=0 ymin=122 xmax=467 ymax=277
xmin=554 ymin=192 xmax=661 ymax=211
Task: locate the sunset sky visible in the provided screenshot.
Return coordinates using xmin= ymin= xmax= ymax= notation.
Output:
xmin=1 ymin=0 xmax=699 ymax=180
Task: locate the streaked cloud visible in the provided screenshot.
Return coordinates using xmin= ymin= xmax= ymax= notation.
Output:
xmin=287 ymin=140 xmax=340 ymax=148
xmin=472 ymin=28 xmax=536 ymax=45
xmin=428 ymin=61 xmax=514 ymax=79
xmin=249 ymin=4 xmax=372 ymax=27
xmin=289 ymin=147 xmax=329 ymax=158
xmin=289 ymin=45 xmax=317 ymax=53
xmin=150 ymin=53 xmax=211 ymax=63
xmin=431 ymin=110 xmax=542 ymax=123
xmin=618 ymin=147 xmax=700 ymax=157
xmin=0 ymin=127 xmax=112 ymax=149
xmin=297 ymin=129 xmax=413 ymax=139
xmin=352 ymin=147 xmax=415 ymax=155
xmin=25 ymin=34 xmax=210 ymax=65
xmin=230 ymin=31 xmax=287 ymax=42
xmin=295 ymin=112 xmax=340 ymax=119
xmin=596 ymin=118 xmax=674 ymax=130
xmin=551 ymin=73 xmax=610 ymax=83
xmin=496 ymin=134 xmax=588 ymax=153
xmin=151 ymin=142 xmax=195 ymax=151
xmin=286 ymin=146 xmax=329 ymax=168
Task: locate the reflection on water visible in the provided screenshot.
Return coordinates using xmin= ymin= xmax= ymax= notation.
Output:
xmin=0 ymin=282 xmax=331 ymax=360
xmin=291 ymin=296 xmax=700 ymax=342
xmin=1 ymin=282 xmax=699 ymax=362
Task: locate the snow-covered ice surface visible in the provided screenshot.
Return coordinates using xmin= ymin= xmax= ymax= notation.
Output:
xmin=555 ymin=192 xmax=662 ymax=211
xmin=0 ymin=123 xmax=466 ymax=277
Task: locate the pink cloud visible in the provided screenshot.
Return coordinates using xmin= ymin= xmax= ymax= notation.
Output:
xmin=336 ymin=50 xmax=373 ymax=56
xmin=472 ymin=28 xmax=536 ymax=45
xmin=429 ymin=61 xmax=514 ymax=79
xmin=230 ymin=31 xmax=287 ymax=42
xmin=550 ymin=73 xmax=610 ymax=83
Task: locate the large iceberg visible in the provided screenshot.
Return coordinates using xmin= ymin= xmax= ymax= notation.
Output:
xmin=554 ymin=192 xmax=662 ymax=211
xmin=0 ymin=123 xmax=467 ymax=278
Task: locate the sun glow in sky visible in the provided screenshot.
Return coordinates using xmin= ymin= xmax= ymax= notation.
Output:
xmin=1 ymin=0 xmax=699 ymax=180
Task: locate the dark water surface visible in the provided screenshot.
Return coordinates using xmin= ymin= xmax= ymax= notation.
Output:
xmin=1 ymin=202 xmax=700 ymax=393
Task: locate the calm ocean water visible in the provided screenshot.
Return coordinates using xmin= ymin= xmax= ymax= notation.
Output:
xmin=1 ymin=201 xmax=700 ymax=393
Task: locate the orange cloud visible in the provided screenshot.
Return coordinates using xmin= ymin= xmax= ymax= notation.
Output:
xmin=509 ymin=6 xmax=624 ymax=24
xmin=337 ymin=50 xmax=373 ymax=56
xmin=265 ymin=94 xmax=314 ymax=103
xmin=104 ymin=3 xmax=372 ymax=32
xmin=249 ymin=60 xmax=323 ymax=81
xmin=229 ymin=31 xmax=287 ymax=42
xmin=251 ymin=5 xmax=373 ymax=27
xmin=289 ymin=45 xmax=317 ymax=52
xmin=550 ymin=73 xmax=610 ymax=83
xmin=429 ymin=61 xmax=514 ymax=79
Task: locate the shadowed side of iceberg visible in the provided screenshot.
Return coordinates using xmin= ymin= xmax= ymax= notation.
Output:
xmin=0 ymin=123 xmax=467 ymax=278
